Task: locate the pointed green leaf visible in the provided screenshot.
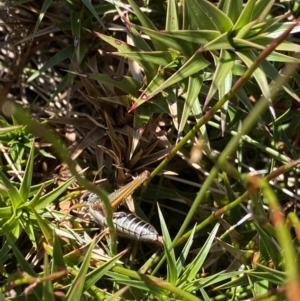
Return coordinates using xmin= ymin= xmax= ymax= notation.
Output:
xmin=32 ymin=0 xmax=52 ymax=38
xmin=0 ymin=206 xmax=13 ymax=219
xmin=52 ymin=233 xmax=67 ymax=272
xmin=6 ymin=233 xmax=37 ymax=276
xmin=20 ymin=213 xmax=37 ymax=247
xmin=205 ymin=50 xmax=235 ymax=107
xmin=19 ymin=141 xmax=34 ymax=201
xmin=254 ymin=223 xmax=282 ymax=267
xmin=81 ymin=0 xmax=104 ymax=28
xmin=34 ymin=176 xmax=76 ymax=210
xmin=32 ymin=207 xmax=53 ymax=244
xmin=0 ymin=170 xmax=23 ymax=209
xmin=131 ymin=52 xmax=210 ymax=110
xmin=232 ymin=37 xmax=265 ymax=50
xmin=0 ymin=210 xmax=19 ymax=235
xmin=93 ymin=32 xmax=136 ymax=52
xmin=127 ymin=0 xmax=166 ymax=51
xmin=71 ymin=11 xmax=82 ymax=63
xmin=260 ymin=59 xmax=300 ymax=102
xmin=268 ymin=51 xmax=300 ymax=63
xmin=232 ymin=0 xmax=256 ymax=30
xmin=252 ymin=264 xmax=286 ymax=284
xmin=249 ymin=36 xmax=300 ymax=52
xmin=183 ymin=222 xmax=220 ymax=282
xmin=219 ymin=0 xmax=243 ymax=23
xmin=176 ymin=225 xmax=196 ymax=278
xmin=158 ymin=205 xmax=177 ymax=285
xmin=164 ymin=30 xmax=221 ymax=44
xmin=201 ymin=31 xmax=235 ymax=51
xmin=93 ymin=31 xmax=159 ymax=78
xmin=0 ymin=223 xmax=22 ymax=262
xmin=236 ymin=50 xmax=271 ymax=102
xmin=65 ymin=239 xmax=95 ymax=301
xmin=178 ymin=73 xmax=203 ymax=136
xmin=166 ymin=0 xmax=179 ymax=31
xmin=189 ymin=0 xmax=233 ymax=32
xmin=235 ymin=20 xmax=261 ymax=39
xmin=112 ymin=50 xmax=173 ymax=66
xmin=186 ymin=0 xmax=220 ymax=31
xmin=26 ymin=183 xmax=45 ymax=209
xmin=253 ymin=0 xmax=276 ymax=20
xmin=84 ymin=251 xmax=125 ymax=289
xmin=130 ymin=24 xmax=196 ymax=56
xmin=87 ymin=73 xmax=141 ymax=96
xmin=42 ymin=252 xmax=55 ymax=301
xmin=27 ymin=45 xmax=74 ymax=82
xmin=220 ymin=70 xmax=233 ymax=135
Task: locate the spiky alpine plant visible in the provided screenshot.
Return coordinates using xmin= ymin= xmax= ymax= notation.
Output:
xmin=2 ymin=0 xmax=300 ymax=300
xmin=88 ymin=0 xmax=300 ymax=136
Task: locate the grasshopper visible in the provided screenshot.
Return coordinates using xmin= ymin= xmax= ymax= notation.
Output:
xmin=75 ymin=170 xmax=163 ymax=245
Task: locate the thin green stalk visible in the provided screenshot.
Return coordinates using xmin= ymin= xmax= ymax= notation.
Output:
xmin=247 ymin=176 xmax=300 ymax=301
xmin=287 ymin=212 xmax=300 ymax=240
xmin=207 ymin=121 xmax=293 ymax=165
xmin=111 ymin=265 xmax=203 ymax=301
xmin=68 ymin=266 xmax=113 ymax=299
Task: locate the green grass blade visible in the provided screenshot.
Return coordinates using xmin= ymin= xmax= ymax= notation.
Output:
xmin=260 ymin=59 xmax=300 ymax=102
xmin=129 ymin=24 xmax=196 ymax=56
xmin=19 ymin=213 xmax=37 ymax=247
xmin=65 ymin=239 xmax=95 ymax=301
xmin=251 ymin=264 xmax=286 ymax=284
xmin=253 ymin=0 xmax=276 ymax=20
xmin=42 ymin=252 xmax=55 ymax=301
xmin=131 ymin=52 xmax=210 ymax=110
xmin=0 ymin=170 xmax=23 ymax=210
xmin=176 ymin=225 xmax=196 ymax=277
xmin=127 ymin=0 xmax=166 ymax=51
xmin=87 ymin=73 xmax=141 ymax=97
xmin=32 ymin=0 xmax=53 ymax=38
xmin=32 ymin=207 xmax=53 ymax=244
xmin=112 ymin=51 xmax=173 ymax=67
xmin=201 ymin=31 xmax=235 ymax=51
xmin=6 ymin=232 xmax=36 ymax=273
xmin=150 ymin=30 xmax=221 ymax=44
xmin=84 ymin=249 xmax=126 ymax=289
xmin=27 ymin=45 xmax=74 ymax=82
xmin=187 ymin=0 xmax=233 ymax=32
xmin=236 ymin=50 xmax=271 ymax=102
xmin=157 ymin=205 xmax=177 ymax=285
xmin=232 ymin=0 xmax=256 ymax=31
xmin=71 ymin=10 xmax=82 ymax=63
xmin=0 ymin=206 xmax=13 ymax=219
xmin=199 ymin=287 xmax=212 ymax=301
xmin=186 ymin=0 xmax=218 ymax=30
xmin=178 ymin=73 xmax=203 ymax=136
xmin=34 ymin=176 xmax=76 ymax=210
xmin=19 ymin=141 xmax=34 ymax=201
xmin=26 ymin=184 xmax=44 ymax=209
xmin=205 ymin=49 xmax=235 ymax=107
xmin=51 ymin=233 xmax=67 ymax=272
xmin=166 ymin=0 xmax=179 ymax=31
xmin=219 ymin=0 xmax=243 ymax=23
xmin=81 ymin=0 xmax=104 ymax=28
xmin=181 ymin=222 xmax=220 ymax=282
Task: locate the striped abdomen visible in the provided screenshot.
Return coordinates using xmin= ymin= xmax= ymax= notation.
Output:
xmin=88 ymin=206 xmax=160 ymax=243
